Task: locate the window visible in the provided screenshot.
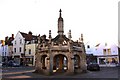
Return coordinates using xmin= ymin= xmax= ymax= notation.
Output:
xmin=14 ymin=48 xmax=16 ymax=53
xmin=32 ymin=40 xmax=35 ymax=43
xmin=20 ymin=39 xmax=22 ymax=44
xmin=87 ymin=45 xmax=90 ymax=48
xmin=103 ymin=49 xmax=106 ymax=55
xmin=5 ymin=52 xmax=6 ymax=56
xmin=29 ymin=49 xmax=31 ymax=54
xmin=19 ymin=47 xmax=21 ymax=52
xmin=2 ymin=47 xmax=4 ymax=51
xmin=2 ymin=52 xmax=4 ymax=56
xmin=107 ymin=49 xmax=111 ymax=55
xmin=25 ymin=49 xmax=26 ymax=52
xmin=15 ymin=41 xmax=16 ymax=44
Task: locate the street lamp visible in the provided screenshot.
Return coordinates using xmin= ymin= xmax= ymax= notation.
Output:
xmin=118 ymin=42 xmax=120 ymax=66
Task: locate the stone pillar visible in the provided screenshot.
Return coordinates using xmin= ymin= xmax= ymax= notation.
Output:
xmin=59 ymin=55 xmax=63 ymax=70
xmin=66 ymin=54 xmax=74 ymax=75
xmin=97 ymin=57 xmax=100 ymax=64
xmin=45 ymin=55 xmax=53 ymax=75
xmin=49 ymin=55 xmax=53 ymax=75
xmin=80 ymin=54 xmax=87 ymax=72
xmin=44 ymin=57 xmax=50 ymax=75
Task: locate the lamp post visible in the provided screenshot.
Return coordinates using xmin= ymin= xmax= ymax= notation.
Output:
xmin=118 ymin=42 xmax=120 ymax=66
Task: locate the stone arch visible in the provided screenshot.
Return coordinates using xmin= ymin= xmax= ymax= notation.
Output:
xmin=53 ymin=54 xmax=68 ymax=73
xmin=74 ymin=54 xmax=80 ymax=69
xmin=41 ymin=55 xmax=47 ymax=69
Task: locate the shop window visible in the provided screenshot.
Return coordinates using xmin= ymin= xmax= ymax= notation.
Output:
xmin=99 ymin=58 xmax=106 ymax=64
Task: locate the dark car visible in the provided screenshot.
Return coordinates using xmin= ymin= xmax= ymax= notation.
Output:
xmin=87 ymin=63 xmax=100 ymax=71
xmin=1 ymin=62 xmax=8 ymax=67
xmin=7 ymin=60 xmax=20 ymax=67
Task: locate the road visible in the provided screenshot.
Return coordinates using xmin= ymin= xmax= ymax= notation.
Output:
xmin=1 ymin=66 xmax=119 ymax=80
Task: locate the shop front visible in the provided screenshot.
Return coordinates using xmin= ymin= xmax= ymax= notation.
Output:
xmin=97 ymin=55 xmax=119 ymax=67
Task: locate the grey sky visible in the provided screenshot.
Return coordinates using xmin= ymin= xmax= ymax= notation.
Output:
xmin=0 ymin=0 xmax=119 ymax=46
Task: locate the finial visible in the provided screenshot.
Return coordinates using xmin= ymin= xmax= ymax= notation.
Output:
xmin=59 ymin=9 xmax=62 ymax=17
xmin=38 ymin=34 xmax=41 ymax=44
xmin=49 ymin=30 xmax=52 ymax=39
xmin=68 ymin=30 xmax=72 ymax=39
xmin=59 ymin=9 xmax=62 ymax=12
xmin=81 ymin=33 xmax=83 ymax=42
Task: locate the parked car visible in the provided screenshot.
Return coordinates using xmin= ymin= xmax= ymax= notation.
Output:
xmin=0 ymin=62 xmax=2 ymax=67
xmin=7 ymin=60 xmax=20 ymax=67
xmin=87 ymin=62 xmax=100 ymax=71
xmin=116 ymin=63 xmax=120 ymax=67
xmin=2 ymin=62 xmax=7 ymax=67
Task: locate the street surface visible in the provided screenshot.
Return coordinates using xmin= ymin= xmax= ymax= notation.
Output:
xmin=1 ymin=66 xmax=119 ymax=80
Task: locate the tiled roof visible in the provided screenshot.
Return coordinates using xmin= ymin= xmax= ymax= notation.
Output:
xmin=20 ymin=32 xmax=38 ymax=41
xmin=5 ymin=37 xmax=14 ymax=46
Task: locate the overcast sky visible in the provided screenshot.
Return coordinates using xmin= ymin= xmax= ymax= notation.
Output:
xmin=0 ymin=0 xmax=119 ymax=46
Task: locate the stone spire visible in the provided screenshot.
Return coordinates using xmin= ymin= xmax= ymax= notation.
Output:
xmin=68 ymin=30 xmax=72 ymax=39
xmin=49 ymin=30 xmax=52 ymax=39
xmin=58 ymin=9 xmax=64 ymax=35
xmin=49 ymin=30 xmax=52 ymax=43
xmin=81 ymin=33 xmax=83 ymax=42
xmin=59 ymin=9 xmax=62 ymax=17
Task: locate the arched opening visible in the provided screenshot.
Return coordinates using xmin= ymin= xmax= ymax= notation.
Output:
xmin=41 ymin=55 xmax=47 ymax=69
xmin=53 ymin=54 xmax=68 ymax=73
xmin=74 ymin=55 xmax=80 ymax=69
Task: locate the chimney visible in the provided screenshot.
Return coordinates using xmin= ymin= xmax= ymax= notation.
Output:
xmin=12 ymin=34 xmax=14 ymax=39
xmin=1 ymin=40 xmax=5 ymax=46
xmin=28 ymin=31 xmax=32 ymax=40
xmin=5 ymin=36 xmax=8 ymax=41
xmin=28 ymin=31 xmax=32 ymax=35
xmin=5 ymin=36 xmax=8 ymax=45
xmin=49 ymin=30 xmax=52 ymax=39
xmin=41 ymin=35 xmax=46 ymax=40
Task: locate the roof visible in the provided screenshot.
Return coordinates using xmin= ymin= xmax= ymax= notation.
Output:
xmin=72 ymin=41 xmax=83 ymax=47
xmin=52 ymin=35 xmax=70 ymax=44
xmin=5 ymin=37 xmax=14 ymax=46
xmin=20 ymin=32 xmax=38 ymax=42
xmin=8 ymin=37 xmax=14 ymax=46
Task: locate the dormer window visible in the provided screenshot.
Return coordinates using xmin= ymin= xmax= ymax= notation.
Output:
xmin=20 ymin=39 xmax=22 ymax=44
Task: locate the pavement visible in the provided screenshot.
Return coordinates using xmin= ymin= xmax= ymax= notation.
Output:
xmin=1 ymin=66 xmax=119 ymax=80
